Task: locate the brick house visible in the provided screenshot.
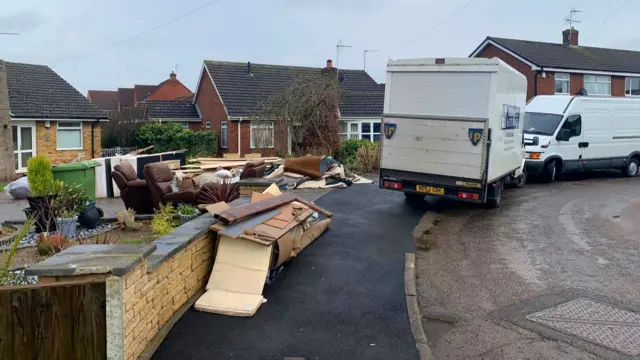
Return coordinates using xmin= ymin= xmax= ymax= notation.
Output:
xmin=193 ymin=59 xmax=384 ymax=156
xmin=144 ymin=100 xmax=202 ymax=130
xmin=470 ymin=28 xmax=640 ymax=100
xmin=0 ymin=60 xmax=107 ymax=178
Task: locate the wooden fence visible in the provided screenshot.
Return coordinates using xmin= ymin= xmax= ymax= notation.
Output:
xmin=0 ymin=280 xmax=107 ymax=360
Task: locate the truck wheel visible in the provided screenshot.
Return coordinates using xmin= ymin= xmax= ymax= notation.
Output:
xmin=485 ymin=181 xmax=502 ymax=209
xmin=515 ymin=168 xmax=527 ymax=188
xmin=623 ymin=158 xmax=639 ymax=177
xmin=404 ymin=192 xmax=425 ymax=202
xmin=542 ymin=160 xmax=557 ymax=183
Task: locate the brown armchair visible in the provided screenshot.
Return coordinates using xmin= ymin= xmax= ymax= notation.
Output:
xmin=112 ymin=163 xmax=154 ymax=214
xmin=143 ymin=163 xmax=198 ymax=210
xmin=240 ymin=160 xmax=266 ymax=179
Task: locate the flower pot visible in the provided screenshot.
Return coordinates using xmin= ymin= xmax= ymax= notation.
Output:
xmin=179 ymin=213 xmax=198 ymax=225
xmin=56 ymin=217 xmax=78 ymax=238
xmin=78 ymin=202 xmax=103 ymax=229
xmin=25 ymin=195 xmax=58 ymax=233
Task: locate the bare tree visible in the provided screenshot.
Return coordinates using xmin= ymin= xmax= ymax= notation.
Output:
xmin=258 ymin=73 xmax=341 ymax=156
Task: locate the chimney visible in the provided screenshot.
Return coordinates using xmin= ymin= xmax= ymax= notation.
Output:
xmin=562 ymin=28 xmax=579 ymax=46
xmin=247 ymin=62 xmax=252 ymax=75
xmin=326 ymin=59 xmax=333 ymax=68
xmin=170 ymin=71 xmax=177 ymax=80
xmin=322 ymin=59 xmax=337 ymax=79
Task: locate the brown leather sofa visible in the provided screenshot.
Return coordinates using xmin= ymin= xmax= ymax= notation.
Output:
xmin=143 ymin=162 xmax=198 ymax=210
xmin=111 ymin=163 xmax=154 ymax=214
xmin=240 ymin=160 xmax=266 ymax=179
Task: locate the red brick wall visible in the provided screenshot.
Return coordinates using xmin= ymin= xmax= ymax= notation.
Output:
xmin=476 ymin=44 xmax=537 ymax=100
xmin=536 ymin=73 xmax=555 ymax=96
xmin=611 ymin=76 xmax=625 ymax=96
xmin=194 ymin=68 xmax=228 ymax=153
xmin=188 ymin=122 xmax=202 ymax=131
xmin=146 ymin=79 xmax=192 ymax=101
xmin=570 ymin=73 xmax=584 ymax=94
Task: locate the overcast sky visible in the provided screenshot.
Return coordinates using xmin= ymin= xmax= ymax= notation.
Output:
xmin=1 ymin=0 xmax=639 ymax=95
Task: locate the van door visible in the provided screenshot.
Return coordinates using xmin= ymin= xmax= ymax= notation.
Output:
xmin=554 ymin=114 xmax=584 ymax=171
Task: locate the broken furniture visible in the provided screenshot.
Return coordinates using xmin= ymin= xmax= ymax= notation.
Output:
xmin=111 ymin=163 xmax=154 ymax=214
xmin=181 ymin=156 xmax=281 ymax=174
xmin=195 ymin=184 xmax=332 ymax=317
xmin=240 ymin=160 xmax=266 ymax=179
xmin=143 ymin=162 xmax=198 ymax=209
xmin=237 ymin=178 xmax=283 ymax=197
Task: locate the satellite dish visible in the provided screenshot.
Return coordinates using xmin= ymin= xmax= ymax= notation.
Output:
xmin=578 ymin=88 xmax=588 ymax=96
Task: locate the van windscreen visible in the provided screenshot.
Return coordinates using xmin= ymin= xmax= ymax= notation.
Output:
xmin=524 ymin=112 xmax=564 ymax=135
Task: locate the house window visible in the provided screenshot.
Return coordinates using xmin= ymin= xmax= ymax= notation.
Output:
xmin=584 ymin=75 xmax=611 ymax=95
xmin=250 ymin=121 xmax=274 ymax=148
xmin=339 ymin=120 xmax=381 ymax=141
xmin=625 ymin=78 xmax=640 ymax=96
xmin=221 ymin=121 xmax=228 ymax=148
xmin=180 ymin=122 xmax=189 ymax=129
xmin=555 ymin=73 xmax=570 ymax=94
xmin=205 ymin=121 xmax=211 ymax=129
xmin=57 ymin=122 xmax=83 ymax=150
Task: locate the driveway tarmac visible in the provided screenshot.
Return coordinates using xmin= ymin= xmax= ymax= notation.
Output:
xmin=416 ymin=173 xmax=640 ymax=360
xmin=152 ymin=184 xmax=423 ymax=360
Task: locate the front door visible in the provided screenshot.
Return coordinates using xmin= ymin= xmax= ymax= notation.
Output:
xmin=12 ymin=124 xmax=36 ymax=170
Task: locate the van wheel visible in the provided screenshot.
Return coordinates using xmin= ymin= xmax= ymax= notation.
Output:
xmin=542 ymin=160 xmax=557 ymax=183
xmin=515 ymin=168 xmax=527 ymax=188
xmin=485 ymin=181 xmax=503 ymax=209
xmin=405 ymin=192 xmax=425 ymax=202
xmin=623 ymin=158 xmax=639 ymax=177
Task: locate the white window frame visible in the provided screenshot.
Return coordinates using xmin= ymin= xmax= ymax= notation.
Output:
xmin=339 ymin=120 xmax=381 ymax=142
xmin=250 ymin=121 xmax=274 ymax=149
xmin=625 ymin=77 xmax=640 ymax=97
xmin=584 ymin=74 xmax=611 ymax=96
xmin=554 ymin=73 xmax=570 ymax=94
xmin=56 ymin=121 xmax=83 ymax=150
xmin=205 ymin=121 xmax=211 ymax=129
xmin=221 ymin=121 xmax=228 ymax=148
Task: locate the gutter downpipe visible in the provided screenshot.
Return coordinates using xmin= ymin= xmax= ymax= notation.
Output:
xmin=237 ymin=117 xmax=243 ymax=156
xmin=91 ymin=119 xmax=100 ymax=159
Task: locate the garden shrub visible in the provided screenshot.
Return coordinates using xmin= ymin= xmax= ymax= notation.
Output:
xmin=137 ymin=122 xmax=217 ymax=158
xmin=335 ymin=139 xmax=370 ymax=163
xmin=355 ymin=141 xmax=380 ymax=173
xmin=27 ymin=155 xmax=61 ymax=197
xmin=151 ymin=203 xmax=176 ymax=237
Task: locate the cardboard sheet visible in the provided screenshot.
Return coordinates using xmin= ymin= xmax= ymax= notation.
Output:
xmin=197 ymin=235 xmax=273 ymax=317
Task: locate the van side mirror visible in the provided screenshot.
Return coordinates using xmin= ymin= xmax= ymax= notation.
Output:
xmin=556 ymin=129 xmax=571 ymax=141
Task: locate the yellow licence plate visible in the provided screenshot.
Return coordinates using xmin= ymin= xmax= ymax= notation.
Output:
xmin=416 ymin=185 xmax=444 ymax=195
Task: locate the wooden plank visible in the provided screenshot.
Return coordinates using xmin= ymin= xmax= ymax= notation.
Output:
xmin=293 ymin=196 xmax=333 ymax=218
xmin=127 ymin=145 xmax=154 ymax=155
xmin=218 ymin=209 xmax=280 ymax=238
xmin=215 ymin=193 xmax=296 ymax=225
xmin=223 ymin=153 xmax=240 ymax=159
xmin=191 ymin=157 xmax=280 ymax=162
xmin=240 ymin=210 xmax=313 ymax=246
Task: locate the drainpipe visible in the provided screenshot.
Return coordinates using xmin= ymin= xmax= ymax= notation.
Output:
xmin=91 ymin=119 xmax=99 ymax=159
xmin=237 ymin=117 xmax=243 ymax=156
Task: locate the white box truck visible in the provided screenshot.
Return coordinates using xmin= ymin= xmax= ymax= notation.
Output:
xmin=379 ymin=58 xmax=527 ymax=207
xmin=524 ymin=95 xmax=640 ymax=182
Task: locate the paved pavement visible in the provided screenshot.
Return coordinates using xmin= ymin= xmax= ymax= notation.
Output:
xmin=415 ymin=172 xmax=640 ymax=360
xmin=152 ymin=184 xmax=423 ymax=360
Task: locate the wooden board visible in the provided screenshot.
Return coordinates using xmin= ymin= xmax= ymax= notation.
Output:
xmin=190 ymin=157 xmax=280 ymax=163
xmin=163 ymin=159 xmax=181 ymax=170
xmin=215 ymin=193 xmax=296 ymax=225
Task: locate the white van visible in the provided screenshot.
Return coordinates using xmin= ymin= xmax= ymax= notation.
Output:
xmin=524 ymin=95 xmax=640 ymax=182
xmin=380 ymin=58 xmax=527 ymax=207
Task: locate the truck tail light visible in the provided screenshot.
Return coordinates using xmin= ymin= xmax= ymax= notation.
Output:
xmin=457 ymin=192 xmax=479 ymax=200
xmin=383 ymin=181 xmax=403 ymax=189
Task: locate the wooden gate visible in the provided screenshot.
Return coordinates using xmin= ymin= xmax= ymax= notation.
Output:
xmin=0 ymin=280 xmax=107 ymax=360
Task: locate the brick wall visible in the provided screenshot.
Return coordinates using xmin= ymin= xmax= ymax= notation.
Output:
xmin=121 ymin=233 xmax=213 ymax=360
xmin=476 ymin=44 xmax=537 ymax=100
xmin=612 ymin=76 xmax=626 ymax=96
xmin=536 ymin=73 xmax=555 ymax=96
xmin=145 ymin=78 xmax=192 ymax=101
xmin=570 ymin=73 xmax=584 ymax=94
xmin=195 ymin=68 xmax=228 ymax=154
xmin=0 ymin=60 xmax=15 ymax=181
xmin=36 ymin=121 xmax=101 ymax=163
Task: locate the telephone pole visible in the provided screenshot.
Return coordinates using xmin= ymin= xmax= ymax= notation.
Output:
xmin=363 ymin=49 xmax=378 ymax=72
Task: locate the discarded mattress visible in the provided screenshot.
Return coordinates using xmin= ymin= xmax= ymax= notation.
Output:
xmin=195 ymin=184 xmax=331 ymax=317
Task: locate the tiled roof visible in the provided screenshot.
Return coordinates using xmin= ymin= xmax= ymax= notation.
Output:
xmin=146 ymin=100 xmax=200 ymax=119
xmin=5 ymin=62 xmax=107 ymax=119
xmin=134 ymin=85 xmax=157 ymax=103
xmin=87 ymin=90 xmax=118 ymax=111
xmin=478 ymin=37 xmax=640 ymax=74
xmin=204 ymin=61 xmax=382 ymax=117
xmin=340 ymin=89 xmax=385 ymax=117
xmin=117 ymin=88 xmax=135 ymax=108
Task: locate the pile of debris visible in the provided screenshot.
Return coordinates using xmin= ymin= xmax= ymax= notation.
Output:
xmin=181 ymin=155 xmax=281 ymax=174
xmin=195 ymin=184 xmax=332 ymax=317
xmin=268 ymin=155 xmax=373 ymax=189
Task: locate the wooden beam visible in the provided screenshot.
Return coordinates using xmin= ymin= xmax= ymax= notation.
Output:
xmin=214 ymin=193 xmax=296 ymax=225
